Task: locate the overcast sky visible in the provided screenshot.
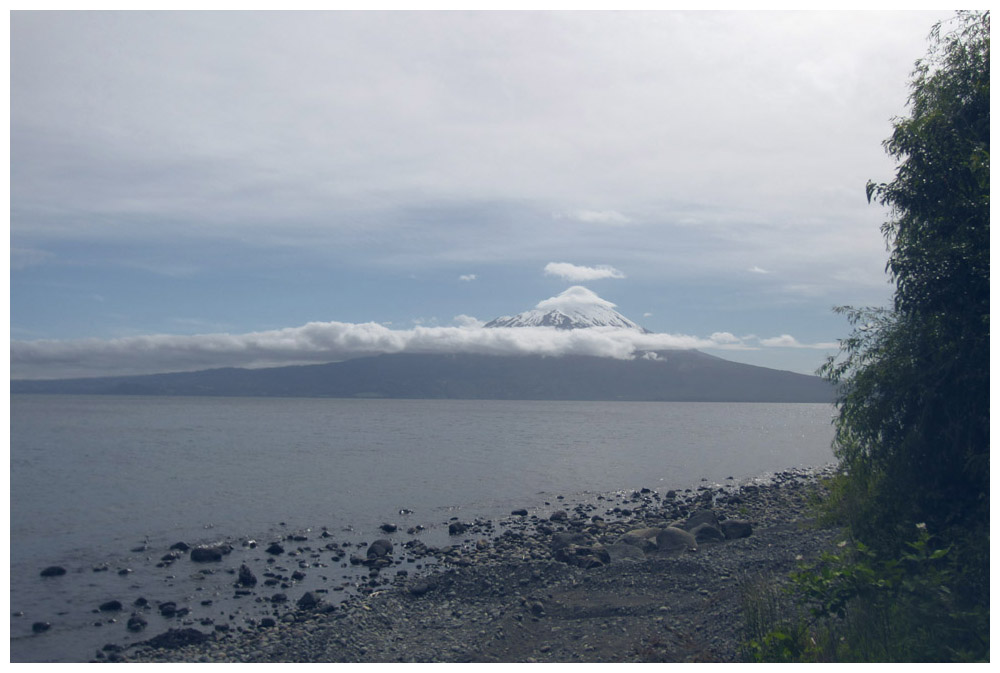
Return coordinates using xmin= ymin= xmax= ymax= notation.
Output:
xmin=10 ymin=10 xmax=954 ymax=379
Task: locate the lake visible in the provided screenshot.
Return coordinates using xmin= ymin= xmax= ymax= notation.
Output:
xmin=10 ymin=395 xmax=836 ymax=661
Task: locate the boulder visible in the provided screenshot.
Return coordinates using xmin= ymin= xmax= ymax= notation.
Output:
xmin=98 ymin=600 xmax=123 ymax=612
xmin=126 ymin=614 xmax=148 ymax=632
xmin=683 ymin=509 xmax=720 ymax=531
xmin=296 ymin=592 xmax=319 ymax=610
xmin=366 ymin=539 xmax=393 ymax=559
xmin=142 ymin=628 xmax=210 ymax=650
xmin=549 ymin=510 xmax=569 ymax=522
xmin=550 ymin=531 xmax=591 ymax=551
xmin=607 ymin=542 xmax=647 ymax=563
xmin=617 ymin=528 xmax=660 ymax=553
xmin=448 ymin=522 xmax=469 ymax=536
xmin=655 ymin=527 xmax=698 ymax=555
xmin=40 ymin=566 xmax=67 ymax=577
xmin=720 ymin=519 xmax=753 ymax=539
xmin=158 ymin=602 xmax=178 ymax=617
xmin=265 ymin=543 xmax=285 ymax=555
xmin=32 ymin=622 xmax=51 ymax=633
xmin=190 ymin=546 xmax=224 ymax=563
xmin=690 ymin=523 xmax=725 ymax=543
xmin=511 ymin=509 xmax=528 ymax=516
xmin=237 ymin=564 xmax=257 ymax=587
xmin=554 ymin=542 xmax=611 ymax=568
xmin=379 ymin=523 xmax=398 ymax=533
xmin=408 ymin=578 xmax=437 ymax=596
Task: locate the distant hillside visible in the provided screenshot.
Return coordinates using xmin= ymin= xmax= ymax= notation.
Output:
xmin=10 ymin=350 xmax=834 ymax=402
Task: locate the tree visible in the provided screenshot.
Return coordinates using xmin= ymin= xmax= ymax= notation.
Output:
xmin=821 ymin=10 xmax=989 ymax=592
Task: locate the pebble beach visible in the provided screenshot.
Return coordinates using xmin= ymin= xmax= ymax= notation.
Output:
xmin=86 ymin=465 xmax=844 ymax=663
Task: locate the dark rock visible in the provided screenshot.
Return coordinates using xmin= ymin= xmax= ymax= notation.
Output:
xmin=31 ymin=621 xmax=51 ymax=633
xmin=549 ymin=510 xmax=569 ymax=522
xmin=379 ymin=523 xmax=398 ymax=533
xmin=265 ymin=543 xmax=285 ymax=555
xmin=511 ymin=509 xmax=529 ymax=516
xmin=270 ymin=593 xmax=288 ymax=603
xmin=142 ymin=628 xmax=210 ymax=650
xmin=607 ymin=542 xmax=647 ymax=562
xmin=366 ymin=539 xmax=393 ymax=558
xmin=448 ymin=522 xmax=469 ymax=536
xmin=126 ymin=614 xmax=148 ymax=632
xmin=720 ymin=519 xmax=753 ymax=539
xmin=655 ymin=527 xmax=698 ymax=555
xmin=260 ymin=617 xmax=276 ymax=628
xmin=408 ymin=578 xmax=437 ymax=596
xmin=690 ymin=523 xmax=725 ymax=543
xmin=190 ymin=546 xmax=224 ymax=563
xmin=40 ymin=566 xmax=67 ymax=577
xmin=133 ymin=597 xmax=148 ymax=607
xmin=291 ymin=570 xmax=306 ymax=581
xmin=297 ymin=592 xmax=320 ymax=610
xmin=683 ymin=509 xmax=720 ymax=531
xmin=98 ymin=600 xmax=123 ymax=612
xmin=617 ymin=528 xmax=660 ymax=553
xmin=237 ymin=564 xmax=257 ymax=587
xmin=158 ymin=602 xmax=178 ymax=617
xmin=550 ymin=532 xmax=591 ymax=551
xmin=169 ymin=542 xmax=190 ymax=552
xmin=554 ymin=543 xmax=611 ymax=568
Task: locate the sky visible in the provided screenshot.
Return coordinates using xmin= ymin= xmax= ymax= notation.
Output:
xmin=9 ymin=10 xmax=956 ymax=379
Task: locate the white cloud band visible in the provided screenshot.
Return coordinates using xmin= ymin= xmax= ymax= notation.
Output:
xmin=544 ymin=262 xmax=626 ymax=282
xmin=11 ymin=321 xmax=840 ymax=380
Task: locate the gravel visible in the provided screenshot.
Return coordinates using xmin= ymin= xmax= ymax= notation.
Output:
xmin=114 ymin=466 xmax=840 ymax=663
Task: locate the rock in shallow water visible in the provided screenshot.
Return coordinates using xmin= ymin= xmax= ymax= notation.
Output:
xmin=190 ymin=546 xmax=225 ymax=562
xmin=142 ymin=628 xmax=210 ymax=650
xmin=237 ymin=564 xmax=257 ymax=587
xmin=366 ymin=539 xmax=393 ymax=559
xmin=40 ymin=566 xmax=67 ymax=577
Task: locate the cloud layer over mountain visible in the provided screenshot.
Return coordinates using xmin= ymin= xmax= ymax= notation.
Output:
xmin=11 ymin=317 xmax=838 ymax=380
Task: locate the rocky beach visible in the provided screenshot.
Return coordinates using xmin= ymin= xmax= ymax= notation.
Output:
xmin=42 ymin=465 xmax=845 ymax=664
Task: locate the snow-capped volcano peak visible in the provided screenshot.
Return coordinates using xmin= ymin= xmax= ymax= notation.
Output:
xmin=484 ymin=286 xmax=649 ymax=332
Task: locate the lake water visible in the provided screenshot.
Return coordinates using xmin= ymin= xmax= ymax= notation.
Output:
xmin=10 ymin=395 xmax=836 ymax=661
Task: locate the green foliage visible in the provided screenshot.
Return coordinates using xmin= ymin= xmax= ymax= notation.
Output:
xmin=741 ymin=13 xmax=990 ymax=663
xmin=743 ymin=525 xmax=988 ymax=662
xmin=820 ymin=10 xmax=989 ymax=571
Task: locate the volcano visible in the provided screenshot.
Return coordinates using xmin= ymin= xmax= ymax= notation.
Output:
xmin=484 ymin=286 xmax=649 ymax=332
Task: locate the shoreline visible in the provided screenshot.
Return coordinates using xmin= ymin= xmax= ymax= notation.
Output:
xmin=107 ymin=464 xmax=841 ymax=663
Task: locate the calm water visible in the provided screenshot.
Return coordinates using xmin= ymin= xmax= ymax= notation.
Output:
xmin=10 ymin=395 xmax=836 ymax=661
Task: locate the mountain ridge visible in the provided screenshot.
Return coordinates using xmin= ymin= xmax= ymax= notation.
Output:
xmin=10 ymin=350 xmax=834 ymax=402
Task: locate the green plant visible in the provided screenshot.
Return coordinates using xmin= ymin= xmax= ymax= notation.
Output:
xmin=746 ymin=524 xmax=989 ymax=662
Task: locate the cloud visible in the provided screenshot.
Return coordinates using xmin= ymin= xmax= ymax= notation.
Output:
xmin=556 ymin=210 xmax=632 ymax=225
xmin=459 ymin=274 xmax=477 ymax=281
xmin=758 ymin=334 xmax=839 ymax=349
xmin=544 ymin=262 xmax=626 ymax=282
xmin=452 ymin=314 xmax=484 ymax=328
xmin=12 ymin=319 xmax=817 ymax=380
xmin=535 ymin=285 xmax=618 ymax=311
xmin=748 ymin=266 xmax=770 ymax=274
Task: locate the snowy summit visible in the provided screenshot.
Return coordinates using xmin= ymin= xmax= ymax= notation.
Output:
xmin=484 ymin=286 xmax=649 ymax=332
